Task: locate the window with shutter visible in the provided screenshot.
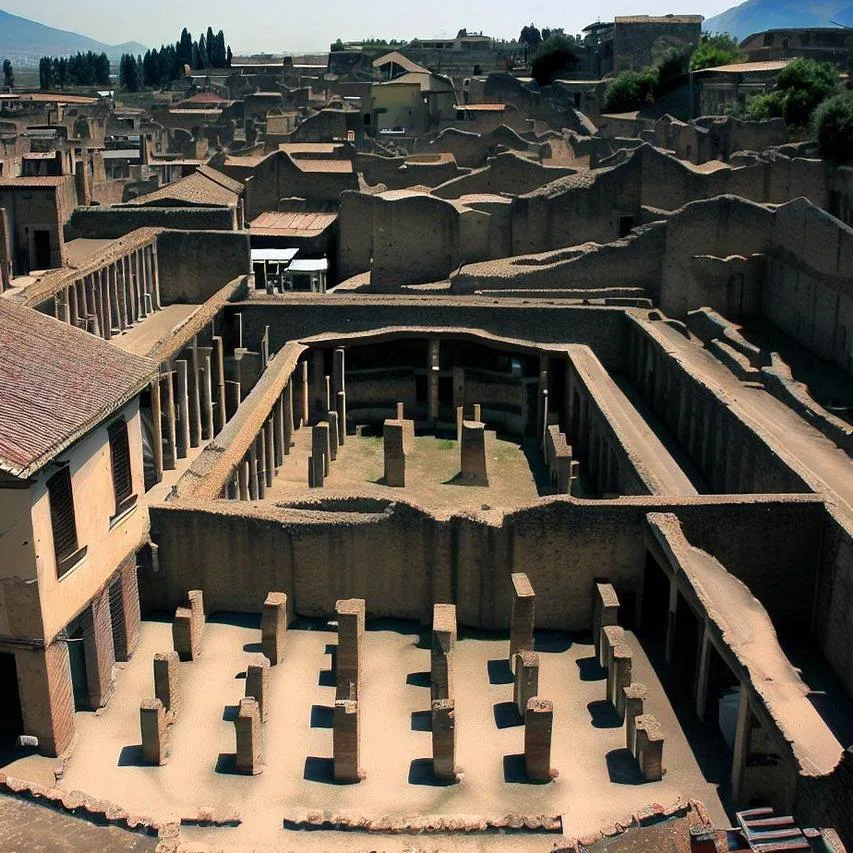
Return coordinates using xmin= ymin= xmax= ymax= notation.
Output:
xmin=47 ymin=467 xmax=78 ymax=572
xmin=108 ymin=419 xmax=133 ymax=512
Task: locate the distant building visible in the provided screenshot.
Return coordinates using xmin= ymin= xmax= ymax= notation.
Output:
xmin=583 ymin=15 xmax=704 ymax=76
xmin=740 ymin=28 xmax=853 ymax=70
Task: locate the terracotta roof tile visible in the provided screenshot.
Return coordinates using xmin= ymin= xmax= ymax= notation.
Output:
xmin=0 ymin=300 xmax=157 ymax=477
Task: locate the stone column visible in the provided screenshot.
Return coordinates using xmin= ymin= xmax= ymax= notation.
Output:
xmin=274 ymin=396 xmax=285 ymax=468
xmin=150 ymin=241 xmax=162 ymax=309
xmin=154 ymin=652 xmax=180 ymax=716
xmin=695 ymin=625 xmax=712 ymax=721
xmin=327 ymin=411 xmax=339 ymax=462
xmin=81 ymin=588 xmax=116 ymax=709
xmin=238 ymin=459 xmax=250 ymax=501
xmin=150 ymin=377 xmax=164 ymax=484
xmin=335 ymin=598 xmax=365 ymax=700
xmin=311 ymin=349 xmax=326 ymax=422
xmin=284 ymin=383 xmax=294 ymax=453
xmin=189 ymin=345 xmax=202 ymax=448
xmin=513 ymin=650 xmax=539 ymax=717
xmin=140 ymin=698 xmax=168 ymax=765
xmin=163 ymin=369 xmax=178 ymax=471
xmin=299 ymin=360 xmax=310 ymax=427
xmin=245 ymin=657 xmax=270 ymax=723
xmin=203 ymin=353 xmax=215 ymax=440
xmin=310 ymin=423 xmax=329 ymax=488
xmin=336 ymin=391 xmax=347 ymax=445
xmin=431 ymin=698 xmax=458 ymax=782
xmin=332 ymin=347 xmax=346 ymax=399
xmin=175 ymin=360 xmax=191 ymax=459
xmin=600 ymin=624 xmax=625 ymax=670
xmin=333 ymin=699 xmax=363 ymax=782
xmin=427 ymin=339 xmax=440 ymax=425
xmin=431 ymin=603 xmax=456 ymax=702
xmin=592 ymin=582 xmax=620 ymax=661
xmin=524 ymin=698 xmax=556 ymax=782
xmin=235 ymin=697 xmax=263 ymax=775
xmin=264 ymin=418 xmax=275 ymax=488
xmin=509 ymin=573 xmax=535 ymax=663
xmin=213 ymin=336 xmax=227 ymax=432
xmin=249 ymin=443 xmax=260 ymax=500
xmin=731 ymin=686 xmax=751 ymax=805
xmin=261 ymin=592 xmax=287 ymax=665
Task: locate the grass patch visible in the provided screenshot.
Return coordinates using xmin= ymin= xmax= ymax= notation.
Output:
xmin=437 ymin=439 xmax=457 ymax=450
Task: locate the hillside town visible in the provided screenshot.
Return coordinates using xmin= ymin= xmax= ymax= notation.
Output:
xmin=1 ymin=5 xmax=853 ymax=852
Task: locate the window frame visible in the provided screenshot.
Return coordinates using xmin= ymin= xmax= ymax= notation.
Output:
xmin=47 ymin=464 xmax=85 ymax=577
xmin=107 ymin=417 xmax=136 ymax=519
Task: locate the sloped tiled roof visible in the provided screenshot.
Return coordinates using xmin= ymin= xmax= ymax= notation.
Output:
xmin=0 ymin=300 xmax=157 ymax=478
xmin=128 ymin=167 xmax=242 ymax=207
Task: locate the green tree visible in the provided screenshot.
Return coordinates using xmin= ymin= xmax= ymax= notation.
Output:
xmin=603 ymin=68 xmax=659 ymax=113
xmin=690 ymin=32 xmax=742 ymax=71
xmin=330 ymin=38 xmax=345 ymax=52
xmin=2 ymin=59 xmax=14 ymax=91
xmin=727 ymin=91 xmax=785 ymax=120
xmin=530 ymin=34 xmax=579 ymax=86
xmin=775 ymin=57 xmax=841 ymax=126
xmin=814 ymin=92 xmax=853 ymax=161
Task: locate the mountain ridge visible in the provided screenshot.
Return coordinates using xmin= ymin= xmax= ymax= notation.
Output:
xmin=704 ymin=0 xmax=853 ymax=41
xmin=0 ymin=9 xmax=146 ymax=67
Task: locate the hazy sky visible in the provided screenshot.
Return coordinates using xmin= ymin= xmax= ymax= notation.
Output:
xmin=3 ymin=0 xmax=736 ymax=53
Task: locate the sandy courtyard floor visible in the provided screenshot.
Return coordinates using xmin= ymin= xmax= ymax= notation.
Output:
xmin=32 ymin=617 xmax=726 ymax=850
xmin=264 ymin=429 xmax=543 ymax=510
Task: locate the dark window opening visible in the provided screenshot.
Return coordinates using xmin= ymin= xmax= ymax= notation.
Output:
xmin=619 ymin=216 xmax=635 ymax=238
xmin=108 ymin=419 xmax=134 ymax=513
xmin=47 ymin=466 xmax=79 ymax=574
xmin=33 ymin=229 xmax=51 ymax=269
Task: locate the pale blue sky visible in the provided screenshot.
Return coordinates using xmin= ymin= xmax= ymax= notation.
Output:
xmin=2 ymin=0 xmax=736 ymax=53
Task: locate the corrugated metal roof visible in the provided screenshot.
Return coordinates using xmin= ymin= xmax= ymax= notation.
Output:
xmin=0 ymin=300 xmax=157 ymax=477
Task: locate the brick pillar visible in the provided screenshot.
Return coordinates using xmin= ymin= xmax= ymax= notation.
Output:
xmin=427 ymin=339 xmax=440 ymax=425
xmin=283 ymin=382 xmax=294 ymax=453
xmin=383 ymin=420 xmax=406 ymax=487
xmin=261 ymin=592 xmax=287 ymax=665
xmin=333 ymin=699 xmax=363 ymax=782
xmin=328 ymin=411 xmax=339 ymax=461
xmin=154 ymin=651 xmax=180 ymax=717
xmin=624 ymin=682 xmax=647 ymax=751
xmin=172 ymin=608 xmax=194 ymax=661
xmin=509 ymin=573 xmax=535 ymax=663
xmin=460 ymin=420 xmax=488 ymax=485
xmin=524 ymin=698 xmax=556 ymax=782
xmin=634 ymin=714 xmax=664 ymax=781
xmin=188 ymin=589 xmax=205 ymax=656
xmin=299 ymin=360 xmax=310 ymax=427
xmin=430 ymin=604 xmax=456 ymax=702
xmin=140 ymin=698 xmax=168 ymax=765
xmin=16 ymin=642 xmax=75 ymax=757
xmin=600 ymin=624 xmax=625 ymax=670
xmin=82 ymin=587 xmax=116 ymax=709
xmin=113 ymin=557 xmax=141 ymax=662
xmin=607 ymin=643 xmax=633 ymax=720
xmin=235 ymin=697 xmax=263 ymax=775
xmin=513 ymin=650 xmax=539 ymax=717
xmin=245 ymin=657 xmax=269 ymax=723
xmin=311 ymin=349 xmax=325 ymax=422
xmin=431 ymin=698 xmax=458 ymax=781
xmin=332 ymin=347 xmax=346 ymax=400
xmin=592 ymin=582 xmax=619 ymax=660
xmin=335 ymin=598 xmax=365 ymax=699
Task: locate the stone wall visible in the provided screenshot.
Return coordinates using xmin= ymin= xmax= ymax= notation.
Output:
xmin=147 ymin=495 xmax=822 ymax=633
xmin=156 ymin=230 xmax=250 ymax=304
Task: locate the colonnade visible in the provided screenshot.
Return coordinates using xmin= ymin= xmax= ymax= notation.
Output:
xmin=54 ymin=241 xmax=160 ymax=340
xmin=150 ymin=334 xmax=227 ymax=485
xmin=223 ymin=362 xmax=308 ymax=500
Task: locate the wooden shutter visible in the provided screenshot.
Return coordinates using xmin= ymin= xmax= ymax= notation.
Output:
xmin=47 ymin=467 xmax=78 ymax=566
xmin=108 ymin=419 xmax=132 ymax=509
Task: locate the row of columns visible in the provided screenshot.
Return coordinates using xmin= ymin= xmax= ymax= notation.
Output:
xmin=224 ymin=367 xmax=302 ymax=501
xmin=149 ymin=333 xmax=227 ymax=484
xmin=55 ymin=242 xmax=160 ymax=341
